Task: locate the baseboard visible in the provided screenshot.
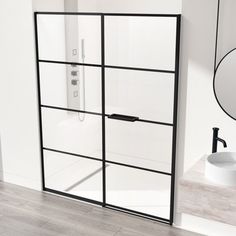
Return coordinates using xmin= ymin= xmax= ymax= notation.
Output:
xmin=1 ymin=171 xmax=42 ymax=191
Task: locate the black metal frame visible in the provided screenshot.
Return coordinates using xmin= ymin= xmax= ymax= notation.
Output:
xmin=34 ymin=11 xmax=181 ymax=225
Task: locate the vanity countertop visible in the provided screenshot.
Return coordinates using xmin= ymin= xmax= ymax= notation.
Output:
xmin=178 ymin=156 xmax=236 ymax=226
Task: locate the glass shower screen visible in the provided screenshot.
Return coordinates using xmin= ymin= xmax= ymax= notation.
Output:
xmin=35 ymin=12 xmax=180 ymax=225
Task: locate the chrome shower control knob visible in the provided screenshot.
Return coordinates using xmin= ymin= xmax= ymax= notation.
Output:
xmin=71 ymin=71 xmax=78 ymax=76
xmin=71 ymin=79 xmax=78 ymax=85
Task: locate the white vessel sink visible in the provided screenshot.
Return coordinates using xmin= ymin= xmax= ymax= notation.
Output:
xmin=205 ymin=152 xmax=236 ymax=186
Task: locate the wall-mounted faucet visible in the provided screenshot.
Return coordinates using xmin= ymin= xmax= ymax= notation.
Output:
xmin=212 ymin=127 xmax=227 ymax=153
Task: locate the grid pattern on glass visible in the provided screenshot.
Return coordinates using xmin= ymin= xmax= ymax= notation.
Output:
xmin=37 ymin=15 xmax=101 ymax=65
xmin=106 ymin=118 xmax=173 ymax=173
xmin=106 ymin=163 xmax=171 ymax=219
xmin=41 ymin=108 xmax=102 ymax=159
xmin=105 ymin=68 xmax=174 ymax=124
xmin=105 ymin=16 xmax=176 ymax=71
xmin=44 ymin=150 xmax=102 ymax=202
xmin=39 ymin=62 xmax=102 ymax=114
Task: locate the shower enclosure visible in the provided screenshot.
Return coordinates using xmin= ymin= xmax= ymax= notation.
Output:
xmin=34 ymin=12 xmax=181 ymax=225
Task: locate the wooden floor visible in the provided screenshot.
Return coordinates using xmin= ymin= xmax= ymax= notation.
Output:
xmin=0 ymin=182 xmax=202 ymax=236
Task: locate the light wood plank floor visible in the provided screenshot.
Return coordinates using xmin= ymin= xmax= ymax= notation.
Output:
xmin=0 ymin=181 xmax=203 ymax=236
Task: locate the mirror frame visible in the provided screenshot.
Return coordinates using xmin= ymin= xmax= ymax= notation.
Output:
xmin=213 ymin=47 xmax=236 ymax=121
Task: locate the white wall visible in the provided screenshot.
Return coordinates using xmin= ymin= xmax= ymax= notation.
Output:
xmin=32 ymin=0 xmax=64 ymax=12
xmin=0 ymin=0 xmax=41 ymax=189
xmin=0 ymin=136 xmax=3 ymax=180
xmin=176 ymin=0 xmax=236 ymax=235
xmin=77 ymin=0 xmax=182 ymax=14
xmin=180 ymin=0 xmax=218 ymax=172
xmin=0 ymin=0 xmax=65 ymax=190
xmin=179 ymin=0 xmax=236 ymax=172
xmin=217 ymin=0 xmax=236 ymax=64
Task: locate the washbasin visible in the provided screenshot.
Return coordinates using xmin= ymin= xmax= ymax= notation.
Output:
xmin=205 ymin=152 xmax=236 ymax=186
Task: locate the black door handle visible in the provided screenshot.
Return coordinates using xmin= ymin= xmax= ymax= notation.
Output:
xmin=107 ymin=114 xmax=139 ymax=122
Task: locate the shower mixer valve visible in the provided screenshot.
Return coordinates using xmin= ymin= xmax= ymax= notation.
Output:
xmin=71 ymin=79 xmax=79 ymax=85
xmin=71 ymin=71 xmax=78 ymax=76
xmin=71 ymin=70 xmax=79 ymax=85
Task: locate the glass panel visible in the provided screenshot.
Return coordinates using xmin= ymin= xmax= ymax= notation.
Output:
xmin=37 ymin=15 xmax=101 ymax=64
xmin=40 ymin=62 xmax=101 ymax=113
xmin=106 ymin=118 xmax=172 ymax=173
xmin=105 ymin=68 xmax=174 ymax=123
xmin=42 ymin=108 xmax=102 ymax=159
xmin=44 ymin=150 xmax=102 ymax=201
xmin=105 ymin=16 xmax=176 ymax=70
xmin=106 ymin=164 xmax=171 ymax=219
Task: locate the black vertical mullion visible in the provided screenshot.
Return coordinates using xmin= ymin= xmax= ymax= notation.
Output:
xmin=169 ymin=15 xmax=181 ymax=225
xmin=34 ymin=12 xmax=46 ymax=190
xmin=101 ymin=14 xmax=106 ymax=207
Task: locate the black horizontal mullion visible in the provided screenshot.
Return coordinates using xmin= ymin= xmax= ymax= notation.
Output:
xmin=36 ymin=12 xmax=179 ymax=18
xmin=36 ymin=12 xmax=103 ymax=16
xmin=105 ymin=204 xmax=170 ymax=223
xmin=39 ymin=59 xmax=102 ymax=68
xmin=105 ymin=160 xmax=171 ymax=176
xmin=105 ymin=114 xmax=173 ymax=127
xmin=137 ymin=118 xmax=173 ymax=127
xmin=41 ymin=105 xmax=102 ymax=116
xmin=104 ymin=13 xmax=180 ymax=18
xmin=105 ymin=65 xmax=175 ymax=74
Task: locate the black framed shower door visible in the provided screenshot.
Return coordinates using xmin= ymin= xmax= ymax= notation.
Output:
xmin=34 ymin=12 xmax=181 ymax=225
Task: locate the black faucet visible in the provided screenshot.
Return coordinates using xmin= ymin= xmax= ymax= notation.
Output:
xmin=212 ymin=127 xmax=227 ymax=153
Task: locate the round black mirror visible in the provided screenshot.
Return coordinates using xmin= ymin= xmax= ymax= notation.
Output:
xmin=213 ymin=48 xmax=236 ymax=120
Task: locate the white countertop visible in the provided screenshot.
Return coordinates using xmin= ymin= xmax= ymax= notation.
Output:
xmin=178 ymin=156 xmax=236 ymax=226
